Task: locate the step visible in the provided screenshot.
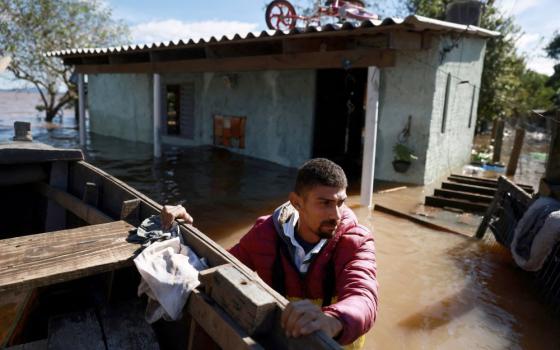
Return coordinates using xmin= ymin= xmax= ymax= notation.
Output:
xmin=425 ymin=195 xmax=488 ymax=213
xmin=433 ymin=188 xmax=493 ymax=204
xmin=441 ymin=182 xmax=496 ymax=196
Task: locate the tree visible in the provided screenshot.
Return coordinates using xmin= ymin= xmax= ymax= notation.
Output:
xmin=545 ymin=32 xmax=560 ymax=108
xmin=0 ymin=0 xmax=129 ymax=122
xmin=407 ymin=0 xmax=530 ymax=123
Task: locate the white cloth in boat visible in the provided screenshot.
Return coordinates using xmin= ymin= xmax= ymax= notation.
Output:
xmin=511 ymin=196 xmax=560 ymax=271
xmin=134 ymin=237 xmax=208 ymax=323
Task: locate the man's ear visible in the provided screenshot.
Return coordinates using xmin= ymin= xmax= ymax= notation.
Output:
xmin=289 ymin=191 xmax=302 ymax=210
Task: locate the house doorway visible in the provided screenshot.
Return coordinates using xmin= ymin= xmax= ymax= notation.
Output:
xmin=312 ymin=68 xmax=367 ymax=180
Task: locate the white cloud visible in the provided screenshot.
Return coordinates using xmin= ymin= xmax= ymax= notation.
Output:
xmin=130 ymin=19 xmax=259 ymax=45
xmin=526 ymin=56 xmax=555 ymax=75
xmin=496 ymin=0 xmax=541 ymax=15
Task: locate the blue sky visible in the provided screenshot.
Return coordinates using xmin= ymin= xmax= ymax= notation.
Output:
xmin=1 ymin=0 xmax=558 ymax=89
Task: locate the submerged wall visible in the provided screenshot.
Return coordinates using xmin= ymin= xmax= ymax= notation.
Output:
xmin=88 ymin=74 xmax=153 ymax=142
xmin=88 ymin=70 xmax=315 ymax=168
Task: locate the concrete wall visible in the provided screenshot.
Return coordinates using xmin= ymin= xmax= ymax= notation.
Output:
xmin=161 ymin=70 xmax=316 ymax=168
xmin=88 ymin=73 xmax=153 ymax=142
xmin=374 ymin=35 xmax=486 ymax=185
xmin=424 ymin=36 xmax=486 ymax=185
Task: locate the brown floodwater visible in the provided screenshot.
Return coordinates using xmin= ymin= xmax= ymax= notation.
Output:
xmin=2 ymin=91 xmax=559 ymax=349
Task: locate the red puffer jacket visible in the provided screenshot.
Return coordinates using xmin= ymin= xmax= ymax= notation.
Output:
xmin=229 ymin=203 xmax=378 ymax=345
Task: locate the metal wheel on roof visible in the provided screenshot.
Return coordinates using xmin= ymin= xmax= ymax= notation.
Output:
xmin=265 ymin=0 xmax=298 ymax=31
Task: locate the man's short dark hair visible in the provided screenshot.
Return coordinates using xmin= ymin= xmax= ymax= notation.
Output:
xmin=294 ymin=158 xmax=348 ymax=195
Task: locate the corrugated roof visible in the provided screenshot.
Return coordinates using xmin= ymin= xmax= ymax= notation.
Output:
xmin=46 ymin=15 xmax=499 ymax=58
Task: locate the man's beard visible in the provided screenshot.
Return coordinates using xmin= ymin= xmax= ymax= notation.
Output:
xmin=316 ymin=219 xmax=339 ymax=239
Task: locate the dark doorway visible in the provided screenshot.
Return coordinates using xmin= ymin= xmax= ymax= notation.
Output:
xmin=166 ymin=85 xmax=181 ymax=135
xmin=313 ymin=68 xmax=367 ymax=180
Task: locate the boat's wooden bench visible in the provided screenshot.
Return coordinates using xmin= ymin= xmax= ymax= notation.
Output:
xmin=0 ymin=220 xmax=139 ymax=293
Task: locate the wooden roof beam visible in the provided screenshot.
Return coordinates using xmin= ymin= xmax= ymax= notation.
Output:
xmin=75 ymin=48 xmax=396 ymax=74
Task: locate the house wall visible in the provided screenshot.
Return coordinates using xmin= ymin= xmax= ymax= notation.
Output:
xmin=162 ymin=70 xmax=316 ymax=168
xmin=375 ymin=35 xmax=486 ymax=185
xmin=88 ymin=70 xmax=316 ymax=168
xmin=88 ymin=73 xmax=153 ymax=142
xmin=423 ymin=36 xmax=486 ymax=185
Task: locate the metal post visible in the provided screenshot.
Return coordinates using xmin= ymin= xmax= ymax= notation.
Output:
xmin=78 ymin=73 xmax=86 ymax=146
xmin=153 ymin=73 xmax=162 ymax=158
xmin=360 ymin=66 xmax=380 ymax=208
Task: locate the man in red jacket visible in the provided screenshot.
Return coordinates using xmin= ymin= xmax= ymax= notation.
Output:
xmin=162 ymin=158 xmax=378 ymax=347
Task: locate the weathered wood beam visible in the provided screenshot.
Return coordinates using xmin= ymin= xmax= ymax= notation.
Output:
xmin=0 ymin=165 xmax=46 ymax=186
xmin=441 ymin=182 xmax=496 ymax=196
xmin=0 ymin=220 xmax=137 ymax=293
xmin=388 ymin=30 xmax=427 ymax=50
xmin=475 ymin=176 xmax=531 ymax=239
xmin=186 ymin=290 xmax=263 ymax=350
xmin=448 ymin=175 xmax=533 ymax=193
xmin=35 ymin=182 xmax=113 ymax=225
xmin=433 ymin=188 xmax=493 ymax=204
xmin=199 ymin=264 xmax=277 ymax=336
xmin=425 ymin=195 xmax=488 ymax=213
xmin=75 ymin=49 xmax=396 ymax=74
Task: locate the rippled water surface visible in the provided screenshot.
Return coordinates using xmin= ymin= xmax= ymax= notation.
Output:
xmin=2 ymin=91 xmax=559 ymax=349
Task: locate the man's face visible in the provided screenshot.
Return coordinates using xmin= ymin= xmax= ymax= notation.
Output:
xmin=290 ymin=185 xmax=347 ymax=241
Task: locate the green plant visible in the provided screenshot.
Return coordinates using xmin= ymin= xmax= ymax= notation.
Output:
xmin=393 ymin=143 xmax=418 ymax=162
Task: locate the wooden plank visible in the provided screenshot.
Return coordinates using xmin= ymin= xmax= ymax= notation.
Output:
xmin=120 ymin=199 xmax=141 ymax=225
xmin=475 ymin=176 xmax=531 ymax=239
xmin=433 ymin=188 xmax=493 ymax=204
xmin=82 ymin=182 xmax=99 ymax=207
xmin=506 ymin=128 xmax=526 ymax=176
xmin=201 ymin=264 xmax=277 ymax=336
xmin=449 ymin=174 xmax=534 ymax=192
xmin=186 ymin=290 xmax=263 ymax=350
xmin=492 ymin=118 xmax=505 ymax=163
xmin=425 ymin=196 xmax=488 ymax=213
xmin=99 ymin=300 xmax=159 ymax=350
xmin=0 ymin=221 xmax=138 ymax=293
xmin=0 ymin=143 xmax=83 ymax=165
xmin=35 ymin=182 xmax=113 ymax=225
xmin=75 ymin=49 xmax=396 ymax=74
xmin=447 ymin=176 xmax=498 ymax=189
xmin=0 ymin=290 xmax=34 ymax=347
xmin=441 ymin=182 xmax=496 ymax=196
xmin=45 ymin=162 xmax=68 ymax=232
xmin=47 ymin=309 xmax=105 ymax=350
xmin=0 ymin=165 xmax=46 ymax=186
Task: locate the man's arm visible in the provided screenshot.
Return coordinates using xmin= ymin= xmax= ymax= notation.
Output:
xmin=322 ymin=230 xmax=378 ymax=345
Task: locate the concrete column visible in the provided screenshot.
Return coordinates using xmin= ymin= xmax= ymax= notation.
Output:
xmin=360 ymin=66 xmax=380 ymax=208
xmin=153 ymin=73 xmax=162 ymax=158
xmin=78 ymin=73 xmax=86 ymax=146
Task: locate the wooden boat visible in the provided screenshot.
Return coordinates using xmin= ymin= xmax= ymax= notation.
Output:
xmin=0 ymin=141 xmax=339 ymax=349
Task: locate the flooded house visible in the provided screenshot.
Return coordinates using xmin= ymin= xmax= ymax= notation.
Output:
xmin=47 ymin=15 xmax=498 ymax=205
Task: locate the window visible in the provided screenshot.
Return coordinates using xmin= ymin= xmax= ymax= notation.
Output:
xmin=441 ymin=73 xmax=451 ymax=133
xmin=166 ymin=85 xmax=180 ymax=135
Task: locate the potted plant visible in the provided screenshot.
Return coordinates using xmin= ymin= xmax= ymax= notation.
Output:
xmin=392 ymin=143 xmax=417 ymax=173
